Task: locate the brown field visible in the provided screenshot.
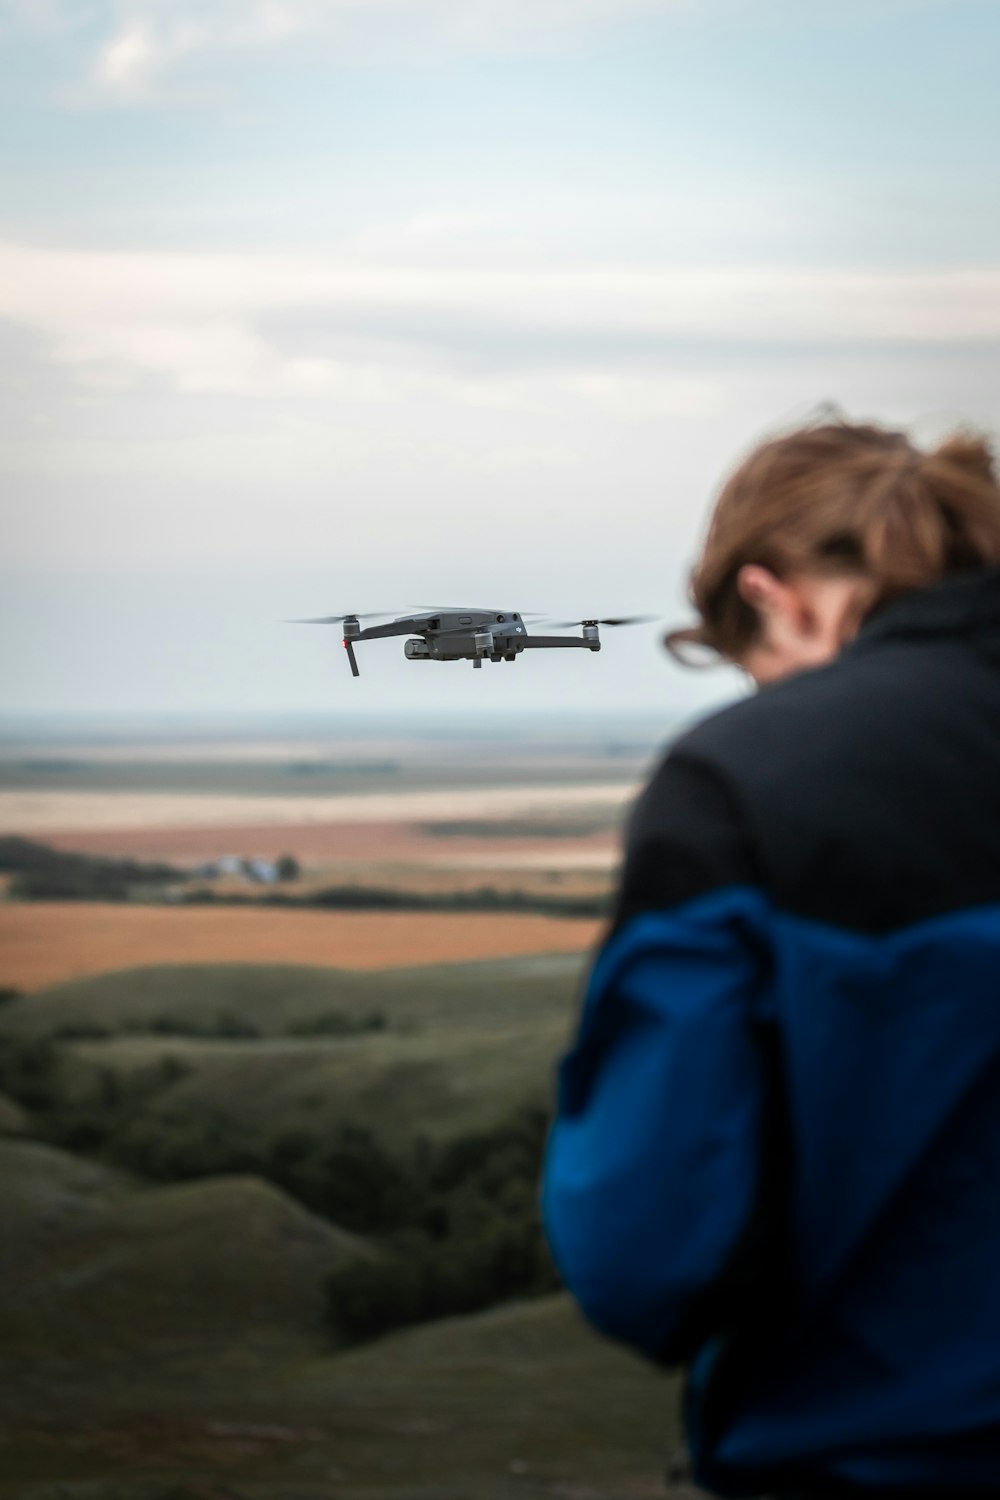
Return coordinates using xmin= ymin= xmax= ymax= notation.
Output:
xmin=0 ymin=783 xmax=633 ymax=836
xmin=41 ymin=816 xmax=619 ymax=867
xmin=0 ymin=903 xmax=603 ymax=992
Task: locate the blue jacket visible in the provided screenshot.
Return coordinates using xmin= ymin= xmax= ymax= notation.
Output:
xmin=543 ymin=569 xmax=1000 ymax=1495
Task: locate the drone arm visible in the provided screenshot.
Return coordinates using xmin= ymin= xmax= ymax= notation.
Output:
xmin=522 ymin=634 xmax=600 ymax=650
xmin=356 ymin=617 xmax=430 ymax=642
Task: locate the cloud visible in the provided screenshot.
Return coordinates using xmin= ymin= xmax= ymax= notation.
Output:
xmin=2 ymin=239 xmax=999 ymax=400
xmin=64 ymin=0 xmax=691 ymax=97
xmin=1 ymin=0 xmax=967 ymax=101
xmin=91 ymin=3 xmax=312 ymax=94
xmin=96 ymin=18 xmax=165 ymax=91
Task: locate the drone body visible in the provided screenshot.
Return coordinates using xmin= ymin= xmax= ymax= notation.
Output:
xmin=293 ymin=607 xmax=649 ymax=677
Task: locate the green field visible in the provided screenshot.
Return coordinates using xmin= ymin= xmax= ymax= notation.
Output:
xmin=0 ymin=957 xmax=706 ymax=1498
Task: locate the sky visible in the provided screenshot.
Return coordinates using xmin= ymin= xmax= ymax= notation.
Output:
xmin=1 ymin=0 xmax=999 ymax=725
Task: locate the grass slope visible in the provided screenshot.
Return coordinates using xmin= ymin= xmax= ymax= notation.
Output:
xmin=0 ymin=963 xmax=708 ymax=1499
xmin=0 ymin=1139 xmax=371 ymax=1373
xmin=84 ymin=1022 xmax=564 ymax=1150
xmin=0 ymin=955 xmax=585 ymax=1039
xmin=0 ymin=1292 xmax=694 ymax=1500
xmin=0 ymin=1089 xmax=28 ymax=1135
xmin=0 ymin=958 xmax=583 ymax=1151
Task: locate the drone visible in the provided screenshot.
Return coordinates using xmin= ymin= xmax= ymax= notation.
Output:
xmin=291 ymin=608 xmax=654 ymax=676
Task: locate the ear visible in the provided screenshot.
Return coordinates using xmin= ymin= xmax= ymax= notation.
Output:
xmin=737 ymin=565 xmax=817 ymax=642
xmin=737 ymin=565 xmax=790 ymax=618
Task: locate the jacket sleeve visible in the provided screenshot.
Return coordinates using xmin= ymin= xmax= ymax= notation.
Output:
xmin=541 ymin=750 xmax=774 ymax=1363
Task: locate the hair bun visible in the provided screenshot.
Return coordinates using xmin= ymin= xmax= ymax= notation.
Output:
xmin=930 ymin=432 xmax=998 ymax=487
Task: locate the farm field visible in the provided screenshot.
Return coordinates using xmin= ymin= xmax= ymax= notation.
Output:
xmin=0 ymin=781 xmax=635 ymax=838
xmin=0 ymin=903 xmax=603 ymax=992
xmin=0 ymin=726 xmax=643 ymax=912
xmin=34 ymin=815 xmax=620 ymax=869
xmin=0 ymin=725 xmax=644 ymax=840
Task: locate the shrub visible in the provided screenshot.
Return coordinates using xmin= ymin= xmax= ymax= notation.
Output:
xmin=53 ymin=1021 xmax=113 ymax=1041
xmin=0 ymin=835 xmax=185 ymax=900
xmin=286 ymin=1010 xmax=386 ymax=1037
xmin=145 ymin=1013 xmax=259 ymax=1039
xmin=327 ymin=1209 xmax=559 ymax=1343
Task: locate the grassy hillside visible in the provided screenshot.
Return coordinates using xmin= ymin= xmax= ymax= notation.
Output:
xmin=0 ymin=959 xmax=584 ymax=1178
xmin=0 ymin=955 xmax=585 ymax=1040
xmin=80 ymin=1022 xmax=564 ymax=1153
xmin=0 ymin=1088 xmax=28 ymax=1134
xmin=0 ymin=1285 xmax=692 ymax=1500
xmin=0 ymin=957 xmax=583 ymax=1154
xmin=0 ymin=1139 xmax=372 ymax=1371
xmin=0 ymin=957 xmax=711 ymax=1499
xmin=0 ymin=1143 xmax=695 ymax=1500
xmin=0 ymin=959 xmax=578 ymax=1340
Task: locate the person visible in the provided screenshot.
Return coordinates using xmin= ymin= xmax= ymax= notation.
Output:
xmin=542 ymin=417 xmax=1000 ymax=1498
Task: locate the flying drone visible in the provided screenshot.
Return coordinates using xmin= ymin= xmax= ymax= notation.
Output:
xmin=291 ymin=608 xmax=655 ymax=676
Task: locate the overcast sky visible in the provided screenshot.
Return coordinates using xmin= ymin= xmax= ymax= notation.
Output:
xmin=1 ymin=0 xmax=999 ymax=724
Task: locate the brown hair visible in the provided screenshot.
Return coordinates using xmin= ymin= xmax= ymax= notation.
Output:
xmin=666 ymin=417 xmax=1000 ymax=664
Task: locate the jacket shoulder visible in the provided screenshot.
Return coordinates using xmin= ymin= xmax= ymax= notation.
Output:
xmin=667 ymin=639 xmax=1000 ymax=931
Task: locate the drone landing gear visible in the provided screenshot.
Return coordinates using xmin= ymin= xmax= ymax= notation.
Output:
xmin=478 ymin=651 xmax=517 ymax=667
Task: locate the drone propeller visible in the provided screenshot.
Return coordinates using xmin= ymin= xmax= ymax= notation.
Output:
xmin=543 ymin=614 xmax=660 ymax=629
xmin=409 ymin=605 xmax=486 ymax=614
xmin=287 ymin=611 xmax=391 ymax=625
xmin=409 ymin=606 xmax=548 ymax=618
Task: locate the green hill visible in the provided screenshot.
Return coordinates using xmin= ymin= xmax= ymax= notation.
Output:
xmin=0 ymin=955 xmax=584 ymax=1040
xmin=0 ymin=957 xmax=707 ymax=1500
xmin=76 ymin=1017 xmax=564 ymax=1152
xmin=0 ymin=1089 xmax=28 ymax=1135
xmin=0 ymin=958 xmax=581 ymax=1165
xmin=0 ymin=961 xmax=570 ymax=1343
xmin=0 ymin=1139 xmax=372 ymax=1371
xmin=0 ymin=1287 xmax=691 ymax=1500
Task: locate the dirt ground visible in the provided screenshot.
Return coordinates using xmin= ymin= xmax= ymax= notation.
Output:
xmin=0 ymin=903 xmax=603 ymax=992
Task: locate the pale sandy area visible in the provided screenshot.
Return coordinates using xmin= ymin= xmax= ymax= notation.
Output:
xmin=0 ymin=738 xmax=423 ymax=765
xmin=0 ymin=783 xmax=634 ymax=835
xmin=0 ymin=903 xmax=602 ymax=992
xmin=433 ymin=849 xmax=619 ymax=870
